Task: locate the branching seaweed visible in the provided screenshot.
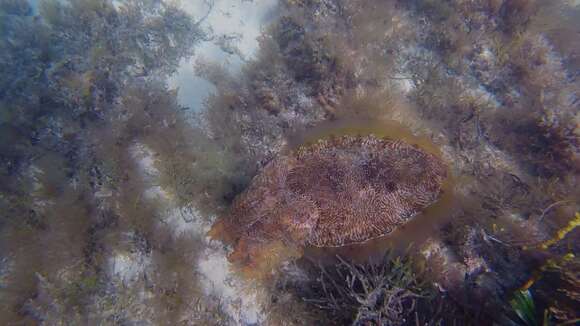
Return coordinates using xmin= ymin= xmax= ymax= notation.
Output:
xmin=299 ymin=252 xmax=482 ymax=325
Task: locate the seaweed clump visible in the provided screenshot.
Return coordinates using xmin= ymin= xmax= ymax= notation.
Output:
xmin=292 ymin=253 xmax=484 ymax=326
xmin=0 ymin=0 xmax=236 ymax=324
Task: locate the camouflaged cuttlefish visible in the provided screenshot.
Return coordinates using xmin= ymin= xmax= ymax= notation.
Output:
xmin=215 ymin=134 xmax=447 ymax=264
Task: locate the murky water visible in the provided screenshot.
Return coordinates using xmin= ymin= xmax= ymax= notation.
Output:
xmin=1 ymin=0 xmax=579 ymax=325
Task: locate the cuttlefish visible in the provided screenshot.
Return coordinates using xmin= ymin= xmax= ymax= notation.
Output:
xmin=212 ymin=134 xmax=447 ymax=267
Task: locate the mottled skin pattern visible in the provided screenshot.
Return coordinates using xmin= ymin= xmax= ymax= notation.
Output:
xmin=223 ymin=135 xmax=447 ymax=263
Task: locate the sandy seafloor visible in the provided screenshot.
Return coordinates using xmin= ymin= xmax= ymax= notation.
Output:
xmin=136 ymin=2 xmax=279 ymax=323
xmin=136 ymin=1 xmax=277 ymax=324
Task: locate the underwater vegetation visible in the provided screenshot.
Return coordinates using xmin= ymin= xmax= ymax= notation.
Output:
xmin=0 ymin=0 xmax=579 ymax=324
xmin=294 ymin=252 xmax=485 ymax=325
xmin=0 ymin=0 xmax=238 ymax=323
